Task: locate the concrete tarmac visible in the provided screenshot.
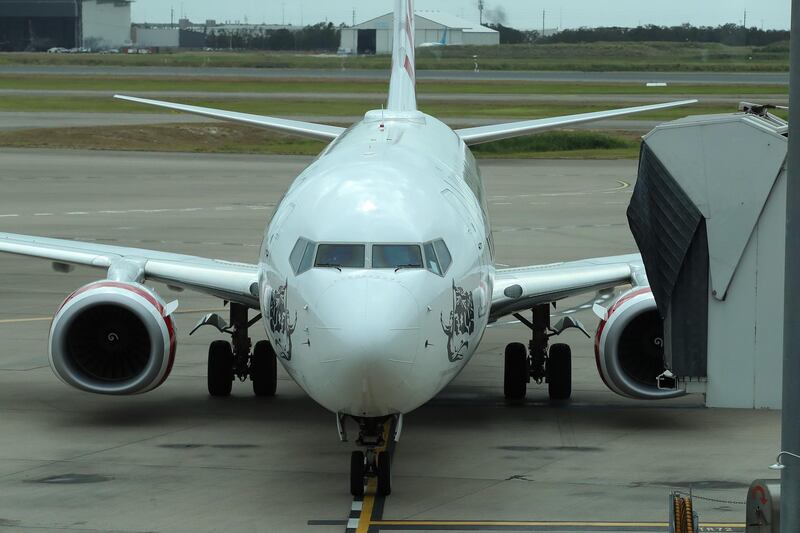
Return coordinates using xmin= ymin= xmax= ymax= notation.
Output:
xmin=0 ymin=149 xmax=772 ymax=532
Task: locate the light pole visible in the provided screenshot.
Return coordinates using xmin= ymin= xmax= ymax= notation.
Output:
xmin=782 ymin=1 xmax=800 ymax=531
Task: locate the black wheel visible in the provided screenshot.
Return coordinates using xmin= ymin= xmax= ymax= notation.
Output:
xmin=350 ymin=451 xmax=365 ymax=497
xmin=504 ymin=342 xmax=528 ymax=400
xmin=208 ymin=340 xmax=234 ymax=397
xmin=251 ymin=340 xmax=277 ymax=397
xmin=376 ymin=451 xmax=392 ymax=496
xmin=548 ymin=343 xmax=572 ymax=401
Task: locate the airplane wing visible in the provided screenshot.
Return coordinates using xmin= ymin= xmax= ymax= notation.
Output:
xmin=490 ymin=253 xmax=647 ymax=322
xmin=456 ymin=100 xmax=697 ymax=145
xmin=114 ymin=95 xmax=345 ymax=142
xmin=0 ymin=232 xmax=260 ymax=308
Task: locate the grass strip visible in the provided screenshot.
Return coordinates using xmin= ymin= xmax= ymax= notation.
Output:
xmin=0 ymin=124 xmax=642 ymax=159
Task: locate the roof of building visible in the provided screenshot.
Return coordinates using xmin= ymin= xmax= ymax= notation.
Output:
xmin=355 ymin=10 xmax=498 ymax=34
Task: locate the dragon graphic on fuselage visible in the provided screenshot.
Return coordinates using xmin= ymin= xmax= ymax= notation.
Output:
xmin=440 ymin=280 xmax=475 ymax=362
xmin=268 ymin=280 xmax=297 ymax=361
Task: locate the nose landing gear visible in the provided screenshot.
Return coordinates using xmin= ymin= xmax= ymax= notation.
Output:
xmin=343 ymin=415 xmax=397 ymax=497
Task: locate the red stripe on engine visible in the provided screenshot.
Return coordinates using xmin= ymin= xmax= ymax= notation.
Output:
xmin=593 ymin=287 xmax=652 ymax=389
xmin=55 ymin=280 xmax=178 ymax=386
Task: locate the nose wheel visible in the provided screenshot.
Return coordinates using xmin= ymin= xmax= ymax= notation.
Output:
xmin=347 ymin=416 xmax=394 ymax=497
xmin=350 ymin=450 xmax=392 ymax=497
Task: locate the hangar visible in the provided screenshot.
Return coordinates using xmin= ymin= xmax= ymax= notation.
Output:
xmin=339 ymin=11 xmax=499 ymax=55
xmin=0 ymin=0 xmax=131 ymax=52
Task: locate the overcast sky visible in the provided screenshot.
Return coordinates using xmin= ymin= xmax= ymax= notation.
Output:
xmin=132 ymin=1 xmax=791 ymax=31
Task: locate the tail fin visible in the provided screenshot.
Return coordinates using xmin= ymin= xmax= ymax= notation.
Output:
xmin=387 ymin=0 xmax=417 ymax=112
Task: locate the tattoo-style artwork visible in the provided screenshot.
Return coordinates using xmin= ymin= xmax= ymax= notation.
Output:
xmin=441 ymin=281 xmax=475 ymax=362
xmin=268 ymin=280 xmax=297 ymax=361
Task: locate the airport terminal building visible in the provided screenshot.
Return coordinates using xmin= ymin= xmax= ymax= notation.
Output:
xmin=0 ymin=0 xmax=131 ymax=51
xmin=340 ymin=11 xmax=499 ymax=55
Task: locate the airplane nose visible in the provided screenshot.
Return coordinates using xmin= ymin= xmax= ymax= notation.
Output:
xmin=312 ymin=276 xmax=422 ymax=415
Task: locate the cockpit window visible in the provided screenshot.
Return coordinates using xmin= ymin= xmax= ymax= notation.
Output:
xmin=315 ymin=244 xmax=365 ymax=269
xmin=423 ymin=242 xmax=441 ymax=275
xmin=289 ymin=238 xmax=316 ymax=275
xmin=424 ymin=239 xmax=452 ymax=276
xmin=372 ymin=244 xmax=423 ymax=269
xmin=433 ymin=239 xmax=452 ymax=272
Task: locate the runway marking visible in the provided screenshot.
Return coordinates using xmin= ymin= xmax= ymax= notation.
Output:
xmin=344 ymin=422 xmax=395 ymax=533
xmin=0 ymin=307 xmax=226 ymax=325
xmin=364 ymin=520 xmax=743 ymax=531
xmin=0 ymin=204 xmax=274 ymax=219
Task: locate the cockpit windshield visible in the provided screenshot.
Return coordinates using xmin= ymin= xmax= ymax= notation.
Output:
xmin=315 ymin=244 xmax=365 ymax=269
xmin=291 ymin=239 xmax=451 ymax=275
xmin=372 ymin=245 xmax=423 ymax=269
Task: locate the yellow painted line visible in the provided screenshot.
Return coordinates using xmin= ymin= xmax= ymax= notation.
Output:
xmin=355 ymin=423 xmax=394 ymax=533
xmin=0 ymin=317 xmax=51 ymax=324
xmin=356 ymin=479 xmax=377 ymax=533
xmin=370 ymin=520 xmax=745 ymax=527
xmin=0 ymin=307 xmax=227 ymax=325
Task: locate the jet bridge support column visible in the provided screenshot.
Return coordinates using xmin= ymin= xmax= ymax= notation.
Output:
xmin=780 ymin=0 xmax=800 ymax=530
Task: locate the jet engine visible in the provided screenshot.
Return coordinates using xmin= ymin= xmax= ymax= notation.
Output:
xmin=594 ymin=287 xmax=684 ymax=400
xmin=49 ymin=281 xmax=177 ymax=395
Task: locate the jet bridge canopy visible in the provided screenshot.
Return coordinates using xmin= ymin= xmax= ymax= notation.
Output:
xmin=627 ymin=108 xmax=788 ymax=409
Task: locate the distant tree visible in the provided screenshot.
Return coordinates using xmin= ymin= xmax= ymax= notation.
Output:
xmin=540 ymin=23 xmax=789 ymax=46
xmin=205 ymin=23 xmax=339 ymax=51
xmin=487 ymin=23 xmax=536 ymax=44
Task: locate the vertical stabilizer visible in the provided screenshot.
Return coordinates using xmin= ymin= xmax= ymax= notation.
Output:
xmin=387 ymin=0 xmax=417 ymax=112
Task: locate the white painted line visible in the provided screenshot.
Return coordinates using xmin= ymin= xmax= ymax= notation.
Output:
xmin=33 ymin=213 xmax=53 ymax=216
xmin=66 ymin=212 xmax=89 ymax=215
xmin=346 ymin=518 xmax=359 ymax=529
xmin=0 ymin=214 xmax=19 ymax=218
xmin=351 ymin=501 xmax=363 ymax=511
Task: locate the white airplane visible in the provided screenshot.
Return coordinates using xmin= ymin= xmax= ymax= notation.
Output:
xmin=418 ymin=27 xmax=448 ymax=48
xmin=0 ymin=0 xmax=695 ymax=497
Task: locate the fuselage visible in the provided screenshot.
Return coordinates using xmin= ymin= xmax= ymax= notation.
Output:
xmin=258 ymin=110 xmax=494 ymax=417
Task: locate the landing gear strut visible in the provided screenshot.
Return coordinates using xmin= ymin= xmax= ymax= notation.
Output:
xmin=504 ymin=303 xmax=573 ymax=401
xmin=196 ymin=303 xmax=276 ymax=397
xmin=344 ymin=415 xmax=396 ymax=497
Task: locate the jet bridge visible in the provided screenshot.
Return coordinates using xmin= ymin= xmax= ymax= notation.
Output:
xmin=627 ymin=104 xmax=788 ymax=409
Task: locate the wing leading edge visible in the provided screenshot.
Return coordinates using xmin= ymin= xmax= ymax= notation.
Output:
xmin=457 ymin=99 xmax=698 ymax=146
xmin=490 ymin=254 xmax=647 ymax=322
xmin=0 ymin=233 xmax=260 ymax=308
xmin=114 ymin=95 xmax=345 ymax=142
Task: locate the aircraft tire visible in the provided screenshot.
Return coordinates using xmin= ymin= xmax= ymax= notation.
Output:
xmin=251 ymin=340 xmax=277 ymax=397
xmin=208 ymin=340 xmax=234 ymax=397
xmin=504 ymin=342 xmax=528 ymax=400
xmin=376 ymin=451 xmax=392 ymax=496
xmin=548 ymin=343 xmax=572 ymax=401
xmin=350 ymin=451 xmax=365 ymax=497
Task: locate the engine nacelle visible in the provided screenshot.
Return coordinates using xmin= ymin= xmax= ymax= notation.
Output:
xmin=49 ymin=281 xmax=177 ymax=395
xmin=594 ymin=287 xmax=684 ymax=400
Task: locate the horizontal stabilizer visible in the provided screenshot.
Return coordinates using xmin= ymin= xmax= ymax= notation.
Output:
xmin=114 ymin=95 xmax=345 ymax=142
xmin=456 ymin=99 xmax=698 ymax=145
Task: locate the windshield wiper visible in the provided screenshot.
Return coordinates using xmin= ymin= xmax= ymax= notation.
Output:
xmin=317 ymin=263 xmax=342 ymax=271
xmin=395 ymin=264 xmax=421 ymax=272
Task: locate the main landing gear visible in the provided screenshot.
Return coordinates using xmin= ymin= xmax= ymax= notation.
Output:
xmin=340 ymin=415 xmax=398 ymax=497
xmin=192 ymin=303 xmax=277 ymax=397
xmin=504 ymin=303 xmax=587 ymax=402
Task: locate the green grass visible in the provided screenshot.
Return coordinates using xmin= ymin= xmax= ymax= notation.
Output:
xmin=0 ymin=75 xmax=787 ymax=96
xmin=0 ymin=124 xmax=642 ymax=159
xmin=0 ymin=95 xmax=734 ymax=122
xmin=0 ymin=41 xmax=789 ymax=71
